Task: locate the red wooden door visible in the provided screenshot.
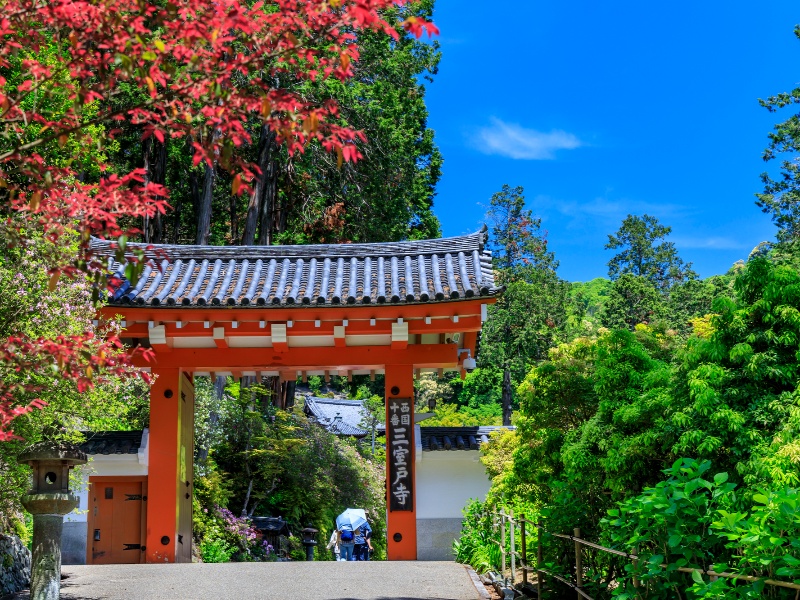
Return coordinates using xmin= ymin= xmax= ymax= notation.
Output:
xmin=87 ymin=477 xmax=147 ymax=564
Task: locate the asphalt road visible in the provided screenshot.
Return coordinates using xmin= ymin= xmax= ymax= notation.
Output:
xmin=14 ymin=561 xmax=489 ymax=600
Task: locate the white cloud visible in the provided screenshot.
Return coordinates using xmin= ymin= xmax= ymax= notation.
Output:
xmin=533 ymin=194 xmax=693 ymax=230
xmin=670 ymin=236 xmax=750 ymax=250
xmin=474 ymin=117 xmax=582 ymax=160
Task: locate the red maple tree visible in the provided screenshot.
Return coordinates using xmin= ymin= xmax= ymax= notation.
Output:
xmin=0 ymin=0 xmax=437 ymax=440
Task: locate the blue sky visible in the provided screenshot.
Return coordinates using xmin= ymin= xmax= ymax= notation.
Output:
xmin=425 ymin=1 xmax=799 ymax=282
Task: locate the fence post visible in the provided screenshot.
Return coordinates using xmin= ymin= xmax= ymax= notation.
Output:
xmin=520 ymin=514 xmax=527 ymax=586
xmin=574 ymin=528 xmax=582 ymax=598
xmin=500 ymin=509 xmax=507 ymax=582
xmin=537 ymin=518 xmax=544 ymax=599
xmin=510 ymin=509 xmax=516 ymax=585
xmin=633 ymin=545 xmax=640 ymax=590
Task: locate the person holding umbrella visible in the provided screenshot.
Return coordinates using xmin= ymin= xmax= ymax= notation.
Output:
xmin=336 ymin=508 xmax=367 ymax=562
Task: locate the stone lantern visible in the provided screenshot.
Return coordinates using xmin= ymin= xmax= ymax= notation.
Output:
xmin=300 ymin=525 xmax=318 ymax=561
xmin=19 ymin=441 xmax=87 ymax=600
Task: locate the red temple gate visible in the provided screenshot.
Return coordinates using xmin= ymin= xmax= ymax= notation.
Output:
xmin=98 ymin=230 xmax=498 ymax=562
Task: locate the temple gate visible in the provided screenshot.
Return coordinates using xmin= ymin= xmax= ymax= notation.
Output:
xmin=98 ymin=231 xmax=498 ymax=562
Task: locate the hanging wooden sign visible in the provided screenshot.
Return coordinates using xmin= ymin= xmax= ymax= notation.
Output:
xmin=387 ymin=397 xmax=413 ymax=512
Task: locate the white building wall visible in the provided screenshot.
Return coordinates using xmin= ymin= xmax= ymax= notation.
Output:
xmin=415 ymin=449 xmax=491 ymax=561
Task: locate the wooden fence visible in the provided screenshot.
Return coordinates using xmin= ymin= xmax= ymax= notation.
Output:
xmin=489 ymin=509 xmax=800 ymax=599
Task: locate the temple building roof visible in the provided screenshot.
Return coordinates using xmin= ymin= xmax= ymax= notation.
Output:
xmin=303 ymin=395 xmax=385 ymax=438
xmin=95 ymin=230 xmax=498 ymax=308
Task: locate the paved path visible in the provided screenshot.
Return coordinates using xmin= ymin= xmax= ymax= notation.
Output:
xmin=15 ymin=561 xmax=489 ymax=600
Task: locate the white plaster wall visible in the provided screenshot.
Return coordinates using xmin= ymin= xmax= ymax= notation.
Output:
xmin=416 ymin=451 xmax=491 ymax=519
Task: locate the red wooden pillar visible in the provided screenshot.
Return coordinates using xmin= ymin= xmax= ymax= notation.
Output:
xmin=146 ymin=369 xmax=194 ymax=563
xmin=385 ymin=363 xmax=416 ymax=560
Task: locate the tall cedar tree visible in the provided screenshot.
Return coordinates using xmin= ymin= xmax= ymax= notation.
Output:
xmin=480 ymin=185 xmax=568 ymax=425
xmin=111 ymin=2 xmax=443 ymax=247
xmin=757 ymin=25 xmax=800 ymax=246
xmin=605 ymin=214 xmax=695 ymax=291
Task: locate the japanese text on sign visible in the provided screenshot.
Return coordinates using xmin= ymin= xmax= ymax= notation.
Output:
xmin=388 ymin=398 xmax=413 ymax=511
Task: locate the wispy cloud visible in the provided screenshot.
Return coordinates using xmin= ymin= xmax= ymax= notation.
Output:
xmin=534 ymin=194 xmax=694 ymax=229
xmin=670 ymin=236 xmax=751 ymax=250
xmin=474 ymin=117 xmax=582 ymax=160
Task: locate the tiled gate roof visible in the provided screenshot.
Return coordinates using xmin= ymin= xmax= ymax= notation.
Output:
xmin=79 ymin=430 xmax=144 ymax=455
xmin=95 ymin=230 xmax=498 ymax=308
xmin=419 ymin=426 xmax=513 ymax=451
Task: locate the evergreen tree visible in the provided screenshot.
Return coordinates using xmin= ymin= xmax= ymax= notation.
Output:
xmin=605 ymin=214 xmax=695 ymax=290
xmin=481 ymin=184 xmax=568 ymax=425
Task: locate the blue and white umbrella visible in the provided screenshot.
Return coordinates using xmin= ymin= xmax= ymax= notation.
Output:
xmin=336 ymin=508 xmax=368 ymax=532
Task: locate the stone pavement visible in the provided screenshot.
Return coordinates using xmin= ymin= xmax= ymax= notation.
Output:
xmin=13 ymin=561 xmax=490 ymax=600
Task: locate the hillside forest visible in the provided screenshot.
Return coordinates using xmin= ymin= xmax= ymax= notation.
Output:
xmin=1 ymin=1 xmax=800 ymax=595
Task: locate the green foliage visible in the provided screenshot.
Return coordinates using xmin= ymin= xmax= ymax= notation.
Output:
xmin=454 ymin=433 xmax=537 ymax=576
xmin=713 ymin=487 xmax=800 ymax=589
xmin=603 ymin=459 xmax=800 ymax=599
xmin=455 ymin=253 xmax=800 ymax=597
xmin=308 ymin=375 xmax=323 ymax=395
xmin=413 ymin=370 xmax=505 ymax=426
xmin=199 ymin=535 xmax=235 ymax=564
xmin=453 ymin=500 xmax=502 ymax=573
xmin=605 ymin=214 xmax=695 ymax=290
xmin=193 ymin=377 xmax=387 ymax=560
xmin=599 ymin=273 xmax=666 ymax=331
xmin=420 ymin=402 xmax=502 ymax=426
xmin=666 ymin=276 xmax=734 ymax=335
xmin=0 ymin=229 xmax=148 ymax=532
xmin=603 ymin=459 xmax=736 ymax=599
xmin=571 ymin=277 xmax=613 ymax=322
xmin=671 ymin=258 xmax=800 ymax=488
xmin=756 ymin=26 xmax=800 ymax=245
xmin=486 ymin=184 xmax=558 ymax=285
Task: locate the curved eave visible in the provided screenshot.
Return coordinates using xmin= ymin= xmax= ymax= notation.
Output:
xmin=98 ymin=231 xmax=500 ymax=309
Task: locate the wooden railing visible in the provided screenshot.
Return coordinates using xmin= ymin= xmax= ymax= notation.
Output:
xmin=488 ymin=510 xmax=800 ymax=599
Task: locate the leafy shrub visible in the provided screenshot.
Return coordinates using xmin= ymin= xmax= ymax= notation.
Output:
xmin=454 ymin=499 xmax=501 ymax=573
xmin=199 ymin=536 xmax=234 ymax=563
xmin=454 ymin=498 xmax=538 ymax=575
xmin=603 ymin=458 xmax=800 ymax=599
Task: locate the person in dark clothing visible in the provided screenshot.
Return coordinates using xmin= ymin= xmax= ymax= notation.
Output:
xmin=352 ymin=520 xmax=373 ymax=561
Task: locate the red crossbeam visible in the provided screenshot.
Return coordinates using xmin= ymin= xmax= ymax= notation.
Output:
xmin=136 ymin=343 xmax=458 ymax=372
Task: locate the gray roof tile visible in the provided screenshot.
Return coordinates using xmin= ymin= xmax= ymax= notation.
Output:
xmin=303 ymin=396 xmax=384 ymax=437
xmin=96 ymin=231 xmax=498 ymax=307
xmin=420 ymin=426 xmax=513 ymax=451
xmin=79 ymin=431 xmax=143 ymax=455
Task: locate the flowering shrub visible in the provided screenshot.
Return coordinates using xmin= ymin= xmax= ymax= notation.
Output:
xmin=195 ymin=504 xmax=273 ymax=562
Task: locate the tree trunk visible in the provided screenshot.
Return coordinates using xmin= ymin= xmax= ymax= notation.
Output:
xmin=172 ymin=193 xmax=184 ymax=244
xmin=242 ymin=126 xmax=277 ymax=245
xmin=230 ymin=190 xmax=239 ymax=244
xmin=256 ymin=139 xmax=280 ymax=245
xmin=142 ymin=136 xmax=166 ymax=243
xmin=282 ymin=380 xmax=296 ymax=409
xmin=187 ymin=136 xmax=201 ymax=242
xmin=196 ymin=160 xmax=214 ymax=245
xmin=502 ymin=367 xmax=512 ymax=426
